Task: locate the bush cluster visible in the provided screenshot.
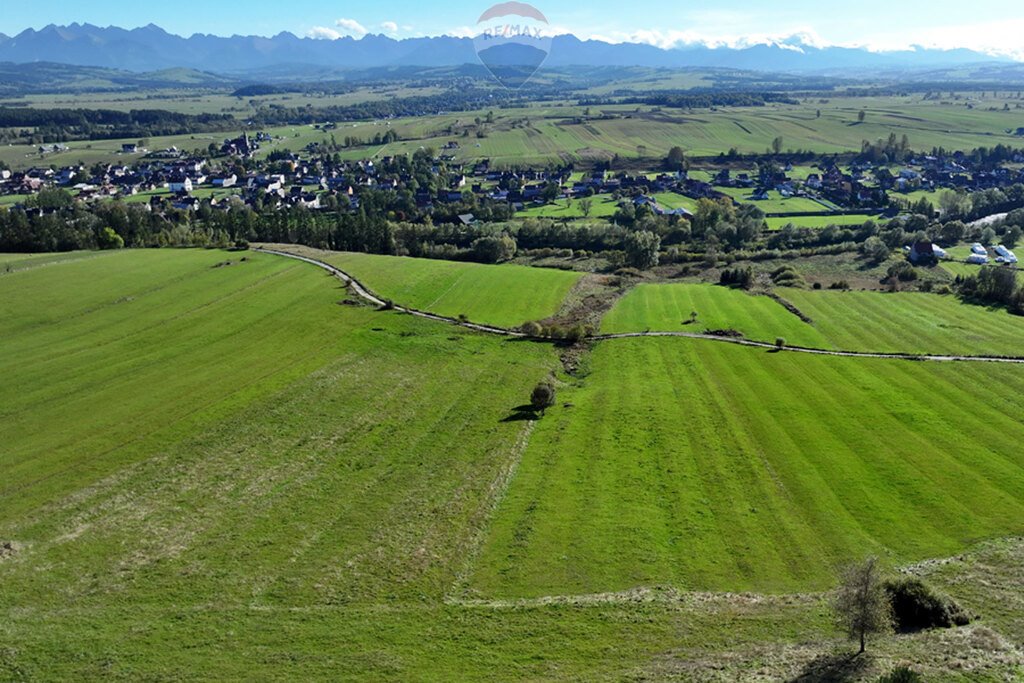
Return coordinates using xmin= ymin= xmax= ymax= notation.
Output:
xmin=719 ymin=266 xmax=754 ymax=289
xmin=770 ymin=265 xmax=804 ymax=288
xmin=884 ymin=577 xmax=971 ymax=632
xmin=520 ymin=321 xmax=590 ymax=343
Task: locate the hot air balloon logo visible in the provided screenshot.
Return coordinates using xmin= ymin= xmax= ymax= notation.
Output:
xmin=473 ymin=2 xmax=553 ymax=89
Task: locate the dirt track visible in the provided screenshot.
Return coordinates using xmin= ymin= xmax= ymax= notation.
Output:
xmin=257 ymin=247 xmax=1024 ymax=365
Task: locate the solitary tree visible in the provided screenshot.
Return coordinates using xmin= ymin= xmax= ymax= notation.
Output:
xmin=771 ymin=136 xmax=784 ymax=155
xmin=579 ymin=197 xmax=594 ymax=218
xmin=665 ymin=146 xmax=688 ymax=172
xmin=530 ymin=383 xmax=556 ymax=416
xmin=858 ymin=109 xmax=867 ymax=123
xmin=833 ymin=557 xmax=893 ymax=654
xmin=541 ymin=182 xmax=561 ymax=203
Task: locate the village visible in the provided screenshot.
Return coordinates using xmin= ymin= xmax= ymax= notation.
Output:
xmin=4 ymin=130 xmax=1024 ymax=229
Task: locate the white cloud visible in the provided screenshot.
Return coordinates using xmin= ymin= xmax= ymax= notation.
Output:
xmin=580 ymin=22 xmax=1024 ymax=60
xmin=400 ymin=19 xmax=1024 ymax=60
xmin=446 ymin=25 xmax=479 ymax=39
xmin=380 ymin=21 xmax=399 ymax=34
xmin=335 ymin=18 xmax=368 ymax=37
xmin=307 ymin=26 xmax=343 ymax=40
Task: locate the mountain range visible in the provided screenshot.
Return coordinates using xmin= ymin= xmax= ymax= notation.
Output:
xmin=0 ymin=24 xmax=1012 ymax=76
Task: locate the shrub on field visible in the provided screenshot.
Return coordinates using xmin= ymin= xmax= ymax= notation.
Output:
xmin=97 ymin=227 xmax=124 ymax=250
xmin=1010 ymin=288 xmax=1024 ymax=316
xmin=720 ymin=266 xmax=754 ymax=289
xmin=563 ymin=325 xmax=589 ymax=344
xmin=861 ymin=236 xmax=891 ymax=264
xmin=614 ymin=267 xmax=645 ymax=279
xmin=830 ymin=280 xmax=851 ymax=290
xmin=520 ymin=321 xmax=544 ymax=337
xmin=887 ymin=262 xmax=918 ymax=282
xmin=884 ymin=577 xmax=971 ymax=632
xmin=530 ymin=383 xmax=556 ymax=416
xmin=770 ymin=265 xmax=805 ymax=288
xmin=877 ymin=667 xmax=923 ymax=683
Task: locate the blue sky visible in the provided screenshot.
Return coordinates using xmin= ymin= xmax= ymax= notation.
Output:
xmin=2 ymin=0 xmax=1023 ymax=57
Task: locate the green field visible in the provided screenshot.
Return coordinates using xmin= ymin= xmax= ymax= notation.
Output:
xmin=271 ymin=245 xmax=582 ymax=328
xmin=4 ymin=249 xmax=1024 ymax=679
xmin=5 ymin=94 xmax=1024 ymax=171
xmin=0 ymin=194 xmax=32 ymax=206
xmin=0 ymin=250 xmax=123 ymax=271
xmin=470 ymin=337 xmax=1024 ymax=597
xmin=600 ymin=283 xmax=831 ymax=348
xmin=715 ymin=187 xmax=829 ymax=213
xmin=517 ymin=195 xmax=622 ymax=218
xmin=782 ymin=288 xmax=1024 ymax=356
xmin=766 ymin=214 xmax=881 ymax=230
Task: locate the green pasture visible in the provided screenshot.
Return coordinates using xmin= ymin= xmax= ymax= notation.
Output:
xmin=5 ymin=95 xmax=1024 ymax=170
xmin=765 ymin=214 xmax=881 ymax=230
xmin=782 ymin=288 xmax=1024 ymax=356
xmin=517 ymin=195 xmax=622 ymax=218
xmin=273 ymin=245 xmax=582 ymax=328
xmin=715 ymin=187 xmax=828 ymax=213
xmin=600 ymin=283 xmax=829 ymax=348
xmin=0 ymin=250 xmax=108 ymax=271
xmin=3 ymin=248 xmax=1024 ymax=679
xmin=471 ymin=336 xmax=1024 ymax=597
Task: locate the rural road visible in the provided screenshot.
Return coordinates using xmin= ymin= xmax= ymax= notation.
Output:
xmin=257 ymin=247 xmax=1024 ymax=365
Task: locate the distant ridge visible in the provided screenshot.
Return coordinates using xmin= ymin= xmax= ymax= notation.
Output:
xmin=0 ymin=23 xmax=1010 ymax=75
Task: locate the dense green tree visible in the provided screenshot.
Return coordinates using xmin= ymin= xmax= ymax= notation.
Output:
xmin=665 ymin=146 xmax=688 ymax=172
xmin=623 ymin=230 xmax=661 ymax=269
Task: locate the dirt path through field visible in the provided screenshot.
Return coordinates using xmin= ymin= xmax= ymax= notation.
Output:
xmin=257 ymin=247 xmax=1024 ymax=365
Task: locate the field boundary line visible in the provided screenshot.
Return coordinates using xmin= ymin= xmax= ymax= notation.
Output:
xmin=592 ymin=331 xmax=1024 ymax=364
xmin=257 ymin=247 xmax=1024 ymax=365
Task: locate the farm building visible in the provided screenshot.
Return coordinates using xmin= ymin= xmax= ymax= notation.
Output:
xmin=909 ymin=241 xmax=945 ymax=264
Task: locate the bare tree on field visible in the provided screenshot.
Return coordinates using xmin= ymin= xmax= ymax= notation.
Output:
xmin=833 ymin=557 xmax=893 ymax=654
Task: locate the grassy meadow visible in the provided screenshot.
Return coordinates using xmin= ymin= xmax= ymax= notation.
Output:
xmin=600 ymin=283 xmax=831 ymax=348
xmin=782 ymin=288 xmax=1024 ymax=356
xmin=5 ymin=93 xmax=1024 ymax=170
xmin=267 ymin=245 xmax=582 ymax=328
xmin=765 ymin=213 xmax=881 ymax=230
xmin=3 ymin=249 xmax=1024 ymax=679
xmin=471 ymin=337 xmax=1024 ymax=598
